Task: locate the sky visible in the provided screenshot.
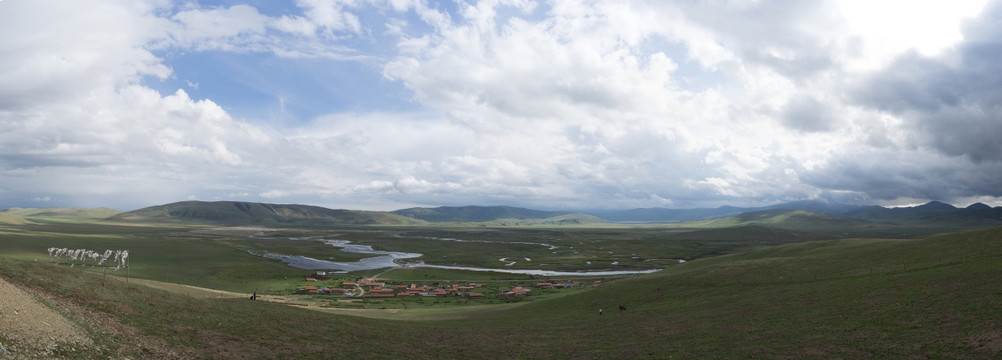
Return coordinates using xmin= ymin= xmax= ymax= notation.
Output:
xmin=2 ymin=0 xmax=1001 ymax=211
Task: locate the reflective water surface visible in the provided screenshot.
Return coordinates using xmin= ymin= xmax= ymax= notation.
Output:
xmin=252 ymin=237 xmax=661 ymax=276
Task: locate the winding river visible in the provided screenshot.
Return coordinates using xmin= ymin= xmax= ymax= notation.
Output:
xmin=252 ymin=237 xmax=661 ymax=276
xmin=252 ymin=240 xmax=421 ymax=273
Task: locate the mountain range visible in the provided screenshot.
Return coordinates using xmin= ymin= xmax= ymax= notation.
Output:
xmin=105 ymin=201 xmax=421 ymax=226
xmin=7 ymin=200 xmax=1001 ymax=233
xmin=393 ymin=200 xmax=1002 ymax=225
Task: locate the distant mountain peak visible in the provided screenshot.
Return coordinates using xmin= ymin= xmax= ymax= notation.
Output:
xmin=916 ymin=201 xmax=957 ymax=211
xmin=965 ymin=202 xmax=991 ymax=210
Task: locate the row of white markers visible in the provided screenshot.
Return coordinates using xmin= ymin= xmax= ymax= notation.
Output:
xmin=47 ymin=247 xmax=128 ymax=270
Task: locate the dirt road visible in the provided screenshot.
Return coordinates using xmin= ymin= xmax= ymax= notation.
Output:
xmin=0 ymin=276 xmax=91 ymax=357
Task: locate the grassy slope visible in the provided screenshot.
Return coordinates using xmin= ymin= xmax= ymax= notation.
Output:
xmin=0 ymin=221 xmax=309 ymax=293
xmin=0 ymin=214 xmax=35 ymax=225
xmin=0 ymin=207 xmax=121 ymax=226
xmin=0 ymin=207 xmax=121 ymax=220
xmin=109 ymin=201 xmax=424 ymax=226
xmin=535 ymin=227 xmax=1002 ymax=358
xmin=2 ymin=227 xmax=1000 ymax=358
xmin=686 ymin=209 xmax=868 ymax=230
xmin=490 ymin=213 xmax=606 ymax=226
xmin=687 ymin=208 xmax=1002 ymax=237
xmin=391 ymin=206 xmax=569 ymax=222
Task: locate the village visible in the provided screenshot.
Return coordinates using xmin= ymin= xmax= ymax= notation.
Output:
xmin=293 ymin=270 xmax=597 ymax=302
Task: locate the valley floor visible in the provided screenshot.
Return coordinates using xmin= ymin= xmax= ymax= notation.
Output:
xmin=1 ymin=220 xmax=1001 ymax=359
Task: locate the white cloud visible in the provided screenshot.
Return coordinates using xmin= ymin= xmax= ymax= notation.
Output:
xmin=272 ymin=15 xmax=320 ymax=37
xmin=0 ymin=0 xmax=170 ymax=109
xmin=2 ymin=0 xmax=1000 ymax=210
xmin=154 ymin=1 xmax=372 ymax=59
xmin=379 ymin=1 xmax=835 ymax=207
xmin=296 ymin=0 xmax=363 ymax=34
xmin=838 ymin=0 xmax=988 ymax=63
xmin=169 ymin=4 xmax=270 ymax=51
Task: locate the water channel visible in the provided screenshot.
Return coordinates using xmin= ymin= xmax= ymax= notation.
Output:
xmin=251 ymin=237 xmax=661 ymax=276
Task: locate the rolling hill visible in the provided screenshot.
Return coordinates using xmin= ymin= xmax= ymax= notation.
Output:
xmin=616 ymin=202 xmax=1002 ymax=236
xmin=471 ymin=213 xmax=607 ymax=226
xmin=673 ymin=206 xmax=1002 ymax=236
xmin=590 ymin=205 xmax=748 ymax=222
xmin=690 ymin=209 xmax=871 ymax=232
xmin=108 ymin=201 xmax=423 ymax=226
xmin=14 ymin=199 xmax=991 ymax=230
xmin=0 ymin=207 xmax=121 ymax=220
xmin=845 ymin=201 xmax=1002 ymax=225
xmin=592 ymin=200 xmax=1002 ymax=227
xmin=391 ymin=205 xmax=571 ymax=222
xmin=2 ymin=225 xmax=999 ymax=358
xmin=589 ymin=200 xmax=870 ymax=222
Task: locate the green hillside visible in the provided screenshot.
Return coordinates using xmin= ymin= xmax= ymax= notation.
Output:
xmin=108 ymin=201 xmax=423 ymax=226
xmin=477 ymin=213 xmax=607 ymax=226
xmin=391 ymin=205 xmax=569 ymax=222
xmin=77 ymin=200 xmax=1002 ymax=230
xmin=513 ymin=226 xmax=1002 ymax=358
xmin=690 ymin=209 xmax=869 ymax=230
xmin=2 ymin=226 xmax=999 ymax=358
xmin=683 ymin=208 xmax=966 ymax=236
xmin=536 ymin=213 xmax=606 ymax=225
xmin=0 ymin=214 xmax=35 ymax=225
xmin=0 ymin=207 xmax=122 ymax=220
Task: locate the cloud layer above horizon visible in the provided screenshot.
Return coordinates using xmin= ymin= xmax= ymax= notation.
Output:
xmin=2 ymin=0 xmax=1001 ymax=211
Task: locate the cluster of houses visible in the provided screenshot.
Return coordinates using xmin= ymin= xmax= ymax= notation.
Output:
xmin=297 ymin=278 xmax=488 ymax=298
xmin=360 ymin=281 xmax=488 ymax=299
xmin=295 ymin=271 xmax=588 ymax=299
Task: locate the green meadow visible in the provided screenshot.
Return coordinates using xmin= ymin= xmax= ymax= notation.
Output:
xmin=1 ymin=219 xmax=839 ymax=293
xmin=1 ymin=213 xmax=1000 ymax=358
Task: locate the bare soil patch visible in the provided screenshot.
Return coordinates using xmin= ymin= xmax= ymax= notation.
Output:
xmin=966 ymin=330 xmax=1002 ymax=354
xmin=0 ymin=276 xmax=91 ymax=357
xmin=0 ymin=274 xmax=197 ymax=359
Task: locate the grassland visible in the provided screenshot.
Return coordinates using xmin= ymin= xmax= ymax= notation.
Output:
xmin=0 ymin=218 xmax=837 ymax=294
xmin=1 ymin=213 xmax=1000 ymax=358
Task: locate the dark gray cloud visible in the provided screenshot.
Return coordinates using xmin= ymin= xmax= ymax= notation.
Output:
xmin=803 ymin=148 xmax=1002 ymax=202
xmin=852 ymin=1 xmax=1002 ymax=163
xmin=807 ymin=145 xmax=1002 ymax=206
